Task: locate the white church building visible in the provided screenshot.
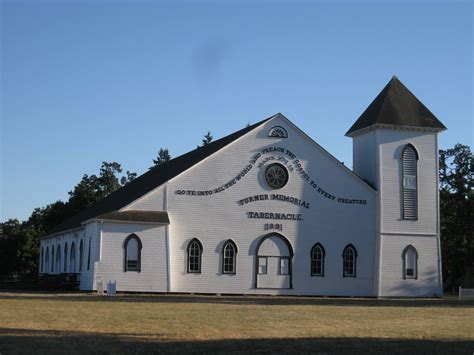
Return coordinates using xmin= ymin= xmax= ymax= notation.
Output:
xmin=39 ymin=76 xmax=446 ymax=297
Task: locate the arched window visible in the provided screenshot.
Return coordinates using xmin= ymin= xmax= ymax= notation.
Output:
xmin=87 ymin=238 xmax=91 ymax=270
xmin=51 ymin=246 xmax=55 ymax=273
xmin=70 ymin=242 xmax=76 ymax=273
xmin=79 ymin=239 xmax=83 ymax=272
xmin=342 ymin=244 xmax=357 ymax=278
xmin=64 ymin=243 xmax=68 ymax=272
xmin=45 ymin=247 xmax=50 ymax=274
xmin=311 ymin=243 xmax=325 ymax=277
xmin=402 ymin=245 xmax=418 ymax=279
xmin=56 ymin=245 xmax=61 ymax=274
xmin=402 ymin=144 xmax=418 ymax=220
xmin=187 ymin=238 xmax=203 ymax=274
xmin=222 ymin=240 xmax=238 ymax=274
xmin=123 ymin=234 xmax=142 ymax=272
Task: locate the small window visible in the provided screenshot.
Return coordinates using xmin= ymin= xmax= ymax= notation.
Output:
xmin=45 ymin=247 xmax=50 ymax=274
xmin=280 ymin=257 xmax=289 ymax=275
xmin=87 ymin=238 xmax=91 ymax=271
xmin=402 ymin=144 xmax=418 ymax=220
xmin=70 ymin=242 xmax=76 ymax=273
xmin=124 ymin=234 xmax=142 ymax=272
xmin=402 ymin=245 xmax=418 ymax=279
xmin=64 ymin=243 xmax=68 ymax=272
xmin=343 ymin=244 xmax=357 ymax=278
xmin=258 ymin=257 xmax=267 ymax=274
xmin=56 ymin=245 xmax=61 ymax=274
xmin=311 ymin=243 xmax=325 ymax=277
xmin=79 ymin=240 xmax=83 ymax=272
xmin=187 ymin=238 xmax=203 ymax=273
xmin=222 ymin=240 xmax=237 ymax=274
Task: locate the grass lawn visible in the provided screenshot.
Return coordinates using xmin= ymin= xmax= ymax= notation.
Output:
xmin=0 ymin=292 xmax=473 ymax=354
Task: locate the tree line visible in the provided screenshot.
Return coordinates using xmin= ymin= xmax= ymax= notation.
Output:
xmin=1 ymin=140 xmax=472 ymax=292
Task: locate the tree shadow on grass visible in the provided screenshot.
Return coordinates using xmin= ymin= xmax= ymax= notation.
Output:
xmin=0 ymin=328 xmax=472 ymax=354
xmin=0 ymin=291 xmax=473 ymax=308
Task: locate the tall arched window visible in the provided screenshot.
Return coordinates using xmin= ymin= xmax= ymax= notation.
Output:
xmin=187 ymin=238 xmax=203 ymax=274
xmin=222 ymin=240 xmax=237 ymax=274
xmin=45 ymin=247 xmax=50 ymax=274
xmin=64 ymin=243 xmax=68 ymax=272
xmin=79 ymin=239 xmax=83 ymax=272
xmin=311 ymin=243 xmax=325 ymax=277
xmin=123 ymin=234 xmax=142 ymax=272
xmin=70 ymin=242 xmax=76 ymax=273
xmin=51 ymin=246 xmax=55 ymax=273
xmin=87 ymin=238 xmax=91 ymax=270
xmin=402 ymin=245 xmax=418 ymax=279
xmin=402 ymin=144 xmax=418 ymax=220
xmin=56 ymin=245 xmax=61 ymax=274
xmin=342 ymin=244 xmax=357 ymax=278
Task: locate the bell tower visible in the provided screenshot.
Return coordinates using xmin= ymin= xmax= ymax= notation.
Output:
xmin=346 ymin=76 xmax=446 ymax=297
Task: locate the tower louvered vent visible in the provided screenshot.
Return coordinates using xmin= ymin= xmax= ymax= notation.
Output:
xmin=402 ymin=145 xmax=418 ymax=220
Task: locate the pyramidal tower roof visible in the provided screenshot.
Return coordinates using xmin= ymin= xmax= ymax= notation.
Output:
xmin=345 ymin=76 xmax=446 ymax=137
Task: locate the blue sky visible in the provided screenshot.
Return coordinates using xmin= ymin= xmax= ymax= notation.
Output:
xmin=1 ymin=0 xmax=472 ymax=221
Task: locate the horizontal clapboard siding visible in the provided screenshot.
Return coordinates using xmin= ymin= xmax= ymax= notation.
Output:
xmin=167 ymin=116 xmax=376 ymax=296
xmin=380 ymin=234 xmax=442 ymax=297
xmin=377 ymin=129 xmax=437 ymax=235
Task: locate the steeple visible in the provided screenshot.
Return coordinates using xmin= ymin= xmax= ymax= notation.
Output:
xmin=345 ymin=76 xmax=446 ymax=137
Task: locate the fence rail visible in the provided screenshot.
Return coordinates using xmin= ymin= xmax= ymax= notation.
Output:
xmin=459 ymin=286 xmax=474 ymax=300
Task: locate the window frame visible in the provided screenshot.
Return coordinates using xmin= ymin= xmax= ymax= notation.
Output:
xmin=123 ymin=234 xmax=143 ymax=272
xmin=257 ymin=256 xmax=268 ymax=275
xmin=64 ymin=242 xmax=68 ymax=273
xmin=222 ymin=239 xmax=238 ymax=275
xmin=402 ymin=245 xmax=418 ymax=280
xmin=342 ymin=244 xmax=357 ymax=278
xmin=70 ymin=242 xmax=76 ymax=273
xmin=401 ymin=144 xmax=419 ymax=220
xmin=56 ymin=245 xmax=61 ymax=274
xmin=87 ymin=238 xmax=91 ymax=271
xmin=187 ymin=238 xmax=203 ymax=274
xmin=310 ymin=243 xmax=326 ymax=277
xmin=79 ymin=239 xmax=83 ymax=272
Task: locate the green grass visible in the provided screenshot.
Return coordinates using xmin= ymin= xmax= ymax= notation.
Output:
xmin=0 ymin=292 xmax=473 ymax=353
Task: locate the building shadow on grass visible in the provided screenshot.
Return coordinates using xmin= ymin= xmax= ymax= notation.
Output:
xmin=0 ymin=291 xmax=473 ymax=308
xmin=0 ymin=328 xmax=472 ymax=354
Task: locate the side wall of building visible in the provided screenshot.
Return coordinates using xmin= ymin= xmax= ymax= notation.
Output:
xmin=158 ymin=116 xmax=377 ymax=296
xmin=375 ymin=128 xmax=442 ymax=297
xmin=94 ymin=222 xmax=168 ymax=292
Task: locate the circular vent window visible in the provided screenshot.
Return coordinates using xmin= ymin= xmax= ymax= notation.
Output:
xmin=265 ymin=163 xmax=289 ymax=189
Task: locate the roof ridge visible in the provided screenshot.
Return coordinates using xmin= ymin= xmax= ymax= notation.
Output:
xmin=45 ymin=114 xmax=275 ymax=236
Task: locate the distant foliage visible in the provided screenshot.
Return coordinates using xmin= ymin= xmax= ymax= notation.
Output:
xmin=151 ymin=148 xmax=171 ymax=168
xmin=201 ymin=131 xmax=213 ymax=147
xmin=439 ymin=144 xmax=473 ymax=291
xmin=0 ymin=161 xmax=136 ymax=276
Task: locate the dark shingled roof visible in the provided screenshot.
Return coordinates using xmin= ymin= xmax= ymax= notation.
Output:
xmin=45 ymin=115 xmax=274 ymax=236
xmin=95 ymin=210 xmax=170 ymax=224
xmin=345 ymin=76 xmax=446 ymax=136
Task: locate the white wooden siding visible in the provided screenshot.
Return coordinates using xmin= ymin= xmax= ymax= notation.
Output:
xmin=379 ymin=234 xmax=442 ymax=297
xmin=94 ymin=222 xmax=168 ymax=292
xmin=167 ymin=115 xmax=377 ymax=296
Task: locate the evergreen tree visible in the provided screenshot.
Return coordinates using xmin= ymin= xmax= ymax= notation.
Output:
xmin=151 ymin=148 xmax=171 ymax=168
xmin=201 ymin=131 xmax=213 ymax=146
xmin=439 ymin=144 xmax=473 ymax=291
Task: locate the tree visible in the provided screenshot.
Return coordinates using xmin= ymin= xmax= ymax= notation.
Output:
xmin=151 ymin=148 xmax=171 ymax=168
xmin=439 ymin=143 xmax=473 ymax=291
xmin=201 ymin=131 xmax=213 ymax=146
